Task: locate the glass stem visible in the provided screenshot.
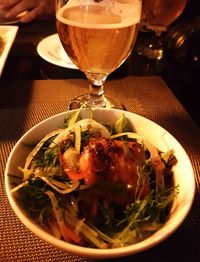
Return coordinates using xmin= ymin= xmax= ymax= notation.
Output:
xmin=86 ymin=73 xmax=108 ymax=107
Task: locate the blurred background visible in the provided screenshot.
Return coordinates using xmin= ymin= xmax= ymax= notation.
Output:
xmin=131 ymin=0 xmax=200 ymax=127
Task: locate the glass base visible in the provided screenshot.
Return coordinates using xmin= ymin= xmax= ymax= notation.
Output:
xmin=68 ymin=93 xmax=125 ymax=110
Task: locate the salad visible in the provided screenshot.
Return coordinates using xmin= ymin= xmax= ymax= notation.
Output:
xmin=9 ymin=109 xmax=178 ymax=249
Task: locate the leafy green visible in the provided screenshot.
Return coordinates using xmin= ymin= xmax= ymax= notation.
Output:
xmin=113 ymin=113 xmax=132 ymax=134
xmin=9 ymin=111 xmax=178 ymax=249
xmin=64 ymin=110 xmax=81 ymax=128
xmin=31 ymin=136 xmax=59 ymax=168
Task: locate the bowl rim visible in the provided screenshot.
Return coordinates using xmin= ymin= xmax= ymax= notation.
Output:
xmin=4 ymin=108 xmax=196 ymax=258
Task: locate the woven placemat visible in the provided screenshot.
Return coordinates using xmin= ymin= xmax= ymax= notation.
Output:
xmin=1 ymin=77 xmax=200 ymax=261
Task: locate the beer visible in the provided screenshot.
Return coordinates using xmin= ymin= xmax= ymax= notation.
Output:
xmin=142 ymin=0 xmax=187 ymax=27
xmin=56 ymin=3 xmax=141 ymax=75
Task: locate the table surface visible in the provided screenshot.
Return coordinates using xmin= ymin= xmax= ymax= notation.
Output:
xmin=0 ymin=18 xmax=200 ymax=262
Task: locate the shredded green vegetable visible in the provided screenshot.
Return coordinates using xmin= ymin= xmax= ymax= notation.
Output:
xmin=8 ymin=110 xmax=178 ymax=249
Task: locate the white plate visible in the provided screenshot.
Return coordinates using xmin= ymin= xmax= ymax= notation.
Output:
xmin=0 ymin=25 xmax=18 ymax=77
xmin=37 ymin=33 xmax=78 ymax=70
xmin=5 ymin=108 xmax=195 ymax=259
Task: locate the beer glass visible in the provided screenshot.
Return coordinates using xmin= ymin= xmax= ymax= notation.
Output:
xmin=138 ymin=0 xmax=188 ymax=60
xmin=56 ymin=0 xmax=142 ymax=109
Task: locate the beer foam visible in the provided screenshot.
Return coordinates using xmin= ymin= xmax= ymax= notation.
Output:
xmin=57 ymin=0 xmax=142 ymax=29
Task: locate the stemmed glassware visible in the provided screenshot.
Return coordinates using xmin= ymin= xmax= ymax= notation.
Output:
xmin=137 ymin=0 xmax=188 ymax=60
xmin=56 ymin=0 xmax=142 ymax=109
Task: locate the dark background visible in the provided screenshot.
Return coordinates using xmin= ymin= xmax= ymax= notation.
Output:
xmin=164 ymin=0 xmax=200 ymax=128
xmin=1 ymin=0 xmax=200 ymax=127
xmin=132 ymin=0 xmax=200 ymax=127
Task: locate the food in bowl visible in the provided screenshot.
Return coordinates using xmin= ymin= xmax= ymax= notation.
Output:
xmin=7 ymin=108 xmax=179 ymax=249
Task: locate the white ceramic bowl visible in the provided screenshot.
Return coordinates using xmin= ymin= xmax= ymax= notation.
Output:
xmin=5 ymin=108 xmax=195 ymax=259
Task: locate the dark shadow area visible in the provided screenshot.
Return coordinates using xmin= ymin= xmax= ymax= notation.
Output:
xmin=0 ymin=81 xmax=34 ymax=108
xmin=130 ymin=0 xmax=200 ymax=128
xmin=0 ymin=81 xmax=34 ymax=141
